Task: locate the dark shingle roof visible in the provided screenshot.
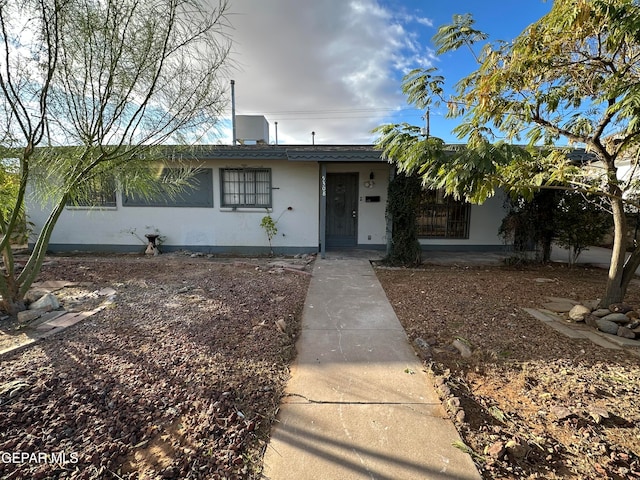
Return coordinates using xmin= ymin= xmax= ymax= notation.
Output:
xmin=180 ymin=144 xmax=386 ymax=163
xmin=161 ymin=143 xmax=598 ymax=165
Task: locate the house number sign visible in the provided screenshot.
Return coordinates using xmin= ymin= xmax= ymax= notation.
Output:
xmin=322 ymin=175 xmax=326 ymax=197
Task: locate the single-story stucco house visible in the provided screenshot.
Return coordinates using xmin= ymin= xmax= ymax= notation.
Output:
xmin=25 ymin=117 xmax=509 ymax=257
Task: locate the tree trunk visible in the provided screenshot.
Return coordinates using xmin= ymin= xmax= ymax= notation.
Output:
xmin=0 ymin=242 xmax=24 ymax=317
xmin=0 ymin=192 xmax=70 ymax=318
xmin=538 ymin=189 xmax=557 ymax=263
xmin=0 ymin=264 xmax=24 ymax=317
xmin=17 ymin=195 xmax=69 ymax=296
xmin=541 ymin=235 xmax=553 ymax=263
xmin=600 ymin=196 xmax=628 ymax=307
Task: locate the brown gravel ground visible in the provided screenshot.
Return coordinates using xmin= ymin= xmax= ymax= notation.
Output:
xmin=0 ymin=254 xmax=310 ymax=479
xmin=376 ymin=262 xmax=640 ymax=480
xmin=3 ymin=254 xmax=640 ymax=479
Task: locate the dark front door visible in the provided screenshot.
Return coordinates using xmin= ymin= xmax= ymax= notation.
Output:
xmin=326 ymin=173 xmax=358 ymax=248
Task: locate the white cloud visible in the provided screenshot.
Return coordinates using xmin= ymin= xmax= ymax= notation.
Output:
xmin=415 ymin=16 xmax=434 ymax=27
xmin=220 ymin=0 xmax=434 ymax=144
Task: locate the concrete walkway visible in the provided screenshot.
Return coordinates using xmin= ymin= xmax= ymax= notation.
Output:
xmin=418 ymin=245 xmax=620 ymax=269
xmin=261 ymin=254 xmax=481 ymax=480
xmin=549 ymin=245 xmax=617 ymax=269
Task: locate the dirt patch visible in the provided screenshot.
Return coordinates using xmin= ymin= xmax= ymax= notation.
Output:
xmin=376 ymin=262 xmax=640 ymax=479
xmin=0 ymin=253 xmax=311 ymax=479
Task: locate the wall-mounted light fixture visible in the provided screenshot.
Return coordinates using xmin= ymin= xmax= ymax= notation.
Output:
xmin=364 ymin=171 xmax=375 ymax=189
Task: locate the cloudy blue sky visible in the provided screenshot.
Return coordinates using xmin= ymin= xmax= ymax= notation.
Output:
xmin=220 ymin=0 xmax=552 ymax=145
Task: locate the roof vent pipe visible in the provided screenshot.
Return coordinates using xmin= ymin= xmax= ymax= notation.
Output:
xmin=231 ymin=80 xmax=237 ymax=146
xmin=275 ymin=121 xmax=278 ymax=145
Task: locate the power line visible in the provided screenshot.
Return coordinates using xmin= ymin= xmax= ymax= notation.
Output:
xmin=227 ymin=106 xmax=446 ymax=121
xmin=252 ymin=107 xmax=403 ymax=115
xmin=269 ymin=107 xmax=447 ymax=115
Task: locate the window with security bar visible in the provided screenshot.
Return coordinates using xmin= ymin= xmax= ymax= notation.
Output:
xmin=220 ymin=168 xmax=272 ymax=208
xmin=416 ymin=189 xmax=470 ymax=239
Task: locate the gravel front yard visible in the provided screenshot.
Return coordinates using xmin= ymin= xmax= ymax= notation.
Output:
xmin=0 ymin=254 xmax=310 ymax=479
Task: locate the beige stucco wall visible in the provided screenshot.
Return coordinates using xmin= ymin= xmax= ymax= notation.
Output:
xmin=26 ymin=157 xmax=506 ymax=253
xmin=27 ymin=159 xmax=321 ymax=253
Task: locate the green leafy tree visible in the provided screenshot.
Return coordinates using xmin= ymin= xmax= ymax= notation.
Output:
xmin=500 ymin=189 xmax=611 ymax=265
xmin=376 ymin=1 xmax=640 ymax=305
xmin=554 ymin=191 xmax=612 ymax=265
xmin=0 ymin=0 xmax=231 ymax=316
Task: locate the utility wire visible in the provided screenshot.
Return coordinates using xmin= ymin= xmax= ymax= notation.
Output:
xmin=226 ymin=106 xmax=446 ymax=121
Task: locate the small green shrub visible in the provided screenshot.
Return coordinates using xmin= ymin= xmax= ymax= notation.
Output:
xmin=260 ymin=214 xmax=278 ymax=255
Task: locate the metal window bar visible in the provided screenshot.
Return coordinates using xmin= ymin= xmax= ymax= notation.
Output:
xmin=222 ymin=168 xmax=271 ymax=207
xmin=417 ymin=197 xmax=470 ymax=239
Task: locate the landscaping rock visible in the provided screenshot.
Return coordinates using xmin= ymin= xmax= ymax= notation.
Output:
xmin=17 ymin=309 xmax=48 ymax=324
xmin=626 ymin=310 xmax=640 ymax=320
xmin=568 ymin=304 xmax=591 ymax=322
xmin=586 ymin=406 xmax=609 ymax=423
xmin=447 ymin=397 xmax=461 ymax=410
xmin=267 ymin=261 xmax=306 ymax=271
xmin=452 ymin=338 xmax=472 ymax=358
xmin=413 ymin=337 xmax=432 ymax=360
xmin=97 ymin=287 xmax=117 ymax=297
xmin=28 ymin=293 xmax=60 ymax=311
xmin=551 ymin=406 xmax=575 ymax=421
xmin=438 ymin=383 xmax=451 ymax=397
xmin=596 ymin=318 xmax=620 ymax=335
xmin=24 ymin=289 xmax=49 ymax=304
xmin=542 ymin=300 xmax=577 ymax=313
xmin=584 ymin=314 xmax=600 ymax=328
xmin=617 ymin=326 xmax=636 ymax=339
xmin=582 ymin=299 xmax=601 ymax=310
xmin=486 ymin=441 xmax=506 ymax=459
xmin=591 ymin=308 xmax=611 ymax=318
xmin=601 ymin=313 xmax=631 ymax=324
xmin=505 ymin=438 xmax=530 ymax=461
xmin=609 ymin=303 xmax=634 ymax=314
